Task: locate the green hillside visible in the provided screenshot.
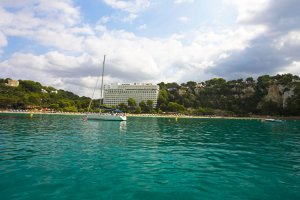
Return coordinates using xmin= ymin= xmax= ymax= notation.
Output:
xmin=0 ymin=78 xmax=92 ymax=112
xmin=156 ymin=74 xmax=300 ymax=116
xmin=1 ymin=74 xmax=299 ymax=116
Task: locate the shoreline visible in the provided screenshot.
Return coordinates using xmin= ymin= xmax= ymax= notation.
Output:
xmin=1 ymin=111 xmax=299 ymax=120
xmin=127 ymin=114 xmax=300 ymax=120
xmin=0 ymin=111 xmax=84 ymax=116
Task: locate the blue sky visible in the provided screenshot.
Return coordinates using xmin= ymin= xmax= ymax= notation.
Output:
xmin=1 ymin=0 xmax=299 ymax=96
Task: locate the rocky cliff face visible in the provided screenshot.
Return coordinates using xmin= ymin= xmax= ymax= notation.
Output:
xmin=264 ymin=84 xmax=282 ymax=104
xmin=159 ymin=74 xmax=299 ymax=116
xmin=283 ymin=89 xmax=294 ymax=108
xmin=258 ymin=83 xmax=296 ymax=109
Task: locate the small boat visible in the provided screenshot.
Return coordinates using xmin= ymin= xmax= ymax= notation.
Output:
xmin=87 ymin=113 xmax=126 ymax=121
xmin=85 ymin=55 xmax=127 ymax=121
xmin=264 ymin=118 xmax=283 ymax=123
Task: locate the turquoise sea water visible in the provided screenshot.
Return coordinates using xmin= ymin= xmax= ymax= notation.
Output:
xmin=0 ymin=114 xmax=300 ymax=200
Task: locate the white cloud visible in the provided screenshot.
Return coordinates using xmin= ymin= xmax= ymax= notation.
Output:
xmin=224 ymin=0 xmax=271 ymax=23
xmin=1 ymin=0 xmax=299 ymax=97
xmin=103 ymin=0 xmax=150 ymax=13
xmin=123 ymin=13 xmax=138 ymax=22
xmin=0 ymin=0 xmax=34 ymax=7
xmin=214 ymin=0 xmax=300 ymax=78
xmin=279 ymin=61 xmax=300 ymax=75
xmin=276 ymin=30 xmax=300 ymax=49
xmin=0 ymin=8 xmax=14 ymax=27
xmin=138 ymin=24 xmax=147 ymax=30
xmin=0 ymin=31 xmax=7 ymax=48
xmin=0 ymin=13 xmax=265 ymax=96
xmin=0 ymin=0 xmax=90 ymax=52
xmin=100 ymin=16 xmax=110 ymax=24
xmin=179 ymin=16 xmax=189 ymax=22
xmin=36 ymin=0 xmax=81 ymax=26
xmin=174 ymin=0 xmax=194 ymax=4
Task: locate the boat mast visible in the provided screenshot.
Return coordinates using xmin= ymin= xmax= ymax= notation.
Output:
xmin=99 ymin=55 xmax=106 ymax=113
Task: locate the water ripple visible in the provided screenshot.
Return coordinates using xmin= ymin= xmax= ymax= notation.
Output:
xmin=0 ymin=114 xmax=300 ymax=199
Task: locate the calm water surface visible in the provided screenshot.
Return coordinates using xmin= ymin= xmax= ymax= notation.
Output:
xmin=0 ymin=114 xmax=300 ymax=200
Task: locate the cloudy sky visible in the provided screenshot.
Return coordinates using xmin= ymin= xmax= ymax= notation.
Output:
xmin=1 ymin=0 xmax=299 ymax=96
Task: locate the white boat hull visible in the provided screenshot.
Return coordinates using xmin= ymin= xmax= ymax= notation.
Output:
xmin=86 ymin=113 xmax=127 ymax=121
xmin=264 ymin=118 xmax=283 ymax=123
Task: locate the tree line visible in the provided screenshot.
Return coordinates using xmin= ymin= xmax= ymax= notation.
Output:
xmin=156 ymin=74 xmax=299 ymax=116
xmin=0 ymin=78 xmax=90 ymax=112
xmin=0 ymin=73 xmax=299 ymax=116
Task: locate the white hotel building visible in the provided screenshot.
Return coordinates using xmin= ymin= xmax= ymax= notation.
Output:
xmin=103 ymin=83 xmax=159 ymax=107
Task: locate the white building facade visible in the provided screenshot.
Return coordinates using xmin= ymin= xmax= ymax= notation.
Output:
xmin=103 ymin=83 xmax=159 ymax=107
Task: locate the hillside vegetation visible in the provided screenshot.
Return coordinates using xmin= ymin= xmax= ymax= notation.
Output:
xmin=0 ymin=74 xmax=299 ymax=116
xmin=0 ymin=78 xmax=91 ymax=112
xmin=157 ymin=74 xmax=300 ymax=116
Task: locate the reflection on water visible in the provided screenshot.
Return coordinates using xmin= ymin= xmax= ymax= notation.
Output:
xmin=119 ymin=121 xmax=127 ymax=133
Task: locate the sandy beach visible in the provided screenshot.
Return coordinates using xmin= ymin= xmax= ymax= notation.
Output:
xmin=126 ymin=114 xmax=300 ymax=120
xmin=0 ymin=110 xmax=85 ymax=116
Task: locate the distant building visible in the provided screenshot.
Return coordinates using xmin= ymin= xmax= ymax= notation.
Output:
xmin=103 ymin=83 xmax=159 ymax=107
xmin=41 ymin=89 xmax=48 ymax=93
xmin=196 ymin=83 xmax=204 ymax=88
xmin=178 ymin=88 xmax=187 ymax=95
xmin=5 ymin=79 xmax=19 ymax=87
xmin=51 ymin=90 xmax=58 ymax=94
xmin=194 ymin=83 xmax=205 ymax=95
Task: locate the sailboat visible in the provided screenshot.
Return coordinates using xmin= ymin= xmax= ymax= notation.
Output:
xmin=85 ymin=55 xmax=127 ymax=121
